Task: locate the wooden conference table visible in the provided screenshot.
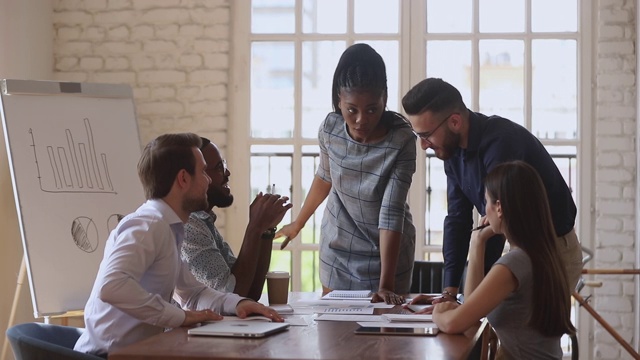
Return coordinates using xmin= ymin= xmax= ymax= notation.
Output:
xmin=109 ymin=292 xmax=489 ymax=360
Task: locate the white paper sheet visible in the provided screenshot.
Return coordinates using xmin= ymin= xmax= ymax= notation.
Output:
xmin=356 ymin=321 xmax=438 ymax=328
xmin=314 ymin=314 xmax=383 ymax=322
xmin=314 ymin=306 xmax=375 ymax=314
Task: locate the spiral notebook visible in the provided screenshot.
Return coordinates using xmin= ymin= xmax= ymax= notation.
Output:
xmin=321 ymin=290 xmax=373 ymax=300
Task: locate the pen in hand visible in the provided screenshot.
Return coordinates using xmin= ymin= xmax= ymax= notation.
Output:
xmin=269 ymin=183 xmax=291 ymax=250
xmin=280 ymin=236 xmax=291 ymax=250
xmin=471 ymin=223 xmax=489 ymax=232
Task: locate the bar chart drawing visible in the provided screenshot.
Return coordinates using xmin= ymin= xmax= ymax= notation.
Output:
xmin=29 ymin=118 xmax=116 ymax=194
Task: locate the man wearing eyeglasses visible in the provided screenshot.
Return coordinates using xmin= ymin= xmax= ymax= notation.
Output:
xmin=181 ymin=137 xmax=292 ymax=301
xmin=401 ymin=78 xmax=582 ymax=303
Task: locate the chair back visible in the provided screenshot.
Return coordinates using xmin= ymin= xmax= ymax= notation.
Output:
xmin=6 ymin=322 xmax=103 ymax=360
xmin=410 ymin=261 xmax=444 ymax=293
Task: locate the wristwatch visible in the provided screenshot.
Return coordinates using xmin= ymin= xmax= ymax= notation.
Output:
xmin=261 ymin=227 xmax=277 ymax=240
xmin=442 ymin=290 xmax=462 ymax=304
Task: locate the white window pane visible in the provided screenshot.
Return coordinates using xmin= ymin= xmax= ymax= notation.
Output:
xmin=425 ymin=252 xmax=444 ymax=262
xmin=300 ymin=251 xmax=322 ymax=291
xmin=250 ymin=145 xmax=293 ymax=202
xmin=252 ymin=0 xmax=295 ymax=34
xmin=532 ymin=0 xmax=577 ymax=32
xmin=269 ymin=252 xmax=291 ymax=278
xmin=302 ymin=41 xmax=346 ymax=138
xmin=426 ymin=40 xmax=472 ymax=106
xmin=546 ymin=146 xmax=577 ymax=198
xmin=251 ymin=42 xmax=294 ymax=138
xmin=532 ymin=40 xmax=577 ymax=140
xmin=301 ymin=154 xmax=324 ymax=244
xmin=359 ymin=41 xmax=400 ymax=112
xmin=479 ymin=0 xmax=524 ymax=33
xmin=478 ymin=40 xmax=524 ymax=124
xmin=303 ymin=0 xmax=347 ymax=34
xmin=354 ymin=0 xmax=399 ymax=34
xmin=427 ymin=0 xmax=471 ymax=33
xmin=425 ymin=157 xmax=446 ymax=247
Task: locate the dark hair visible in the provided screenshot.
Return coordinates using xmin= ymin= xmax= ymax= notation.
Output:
xmin=484 ymin=161 xmax=575 ymax=337
xmin=332 ymin=43 xmax=409 ymax=128
xmin=402 ymin=78 xmax=467 ymax=116
xmin=138 ymin=133 xmax=202 ymax=200
xmin=200 ymin=136 xmax=211 ymax=150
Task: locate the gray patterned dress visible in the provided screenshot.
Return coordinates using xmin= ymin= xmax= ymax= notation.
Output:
xmin=318 ymin=112 xmax=416 ymax=293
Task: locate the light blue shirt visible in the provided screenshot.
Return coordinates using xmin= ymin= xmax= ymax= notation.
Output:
xmin=75 ymin=199 xmax=244 ymax=355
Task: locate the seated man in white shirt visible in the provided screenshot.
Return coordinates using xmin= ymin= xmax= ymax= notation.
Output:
xmin=75 ymin=133 xmax=282 ymax=357
xmin=181 ymin=137 xmax=292 ymax=300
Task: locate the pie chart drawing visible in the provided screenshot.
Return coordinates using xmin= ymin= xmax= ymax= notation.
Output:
xmin=107 ymin=213 xmax=125 ymax=234
xmin=72 ymin=216 xmax=99 ymax=253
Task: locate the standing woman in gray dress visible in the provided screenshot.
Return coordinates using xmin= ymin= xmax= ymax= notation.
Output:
xmin=276 ymin=43 xmax=416 ymax=304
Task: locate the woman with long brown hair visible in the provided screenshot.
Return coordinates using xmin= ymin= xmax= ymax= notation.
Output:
xmin=428 ymin=160 xmax=575 ymax=359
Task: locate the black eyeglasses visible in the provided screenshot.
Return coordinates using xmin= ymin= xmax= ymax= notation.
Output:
xmin=208 ymin=159 xmax=227 ymax=174
xmin=412 ymin=113 xmax=456 ymax=145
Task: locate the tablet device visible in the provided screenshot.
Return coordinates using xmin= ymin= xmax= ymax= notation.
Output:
xmin=188 ymin=321 xmax=290 ymax=338
xmin=354 ymin=326 xmax=439 ymax=336
xmin=382 ymin=313 xmax=433 ymax=322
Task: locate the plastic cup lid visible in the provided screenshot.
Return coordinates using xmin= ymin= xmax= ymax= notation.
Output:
xmin=266 ymin=271 xmax=290 ymax=279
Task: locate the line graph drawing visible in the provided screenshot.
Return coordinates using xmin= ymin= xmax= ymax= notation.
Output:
xmin=30 ymin=118 xmax=116 ymax=194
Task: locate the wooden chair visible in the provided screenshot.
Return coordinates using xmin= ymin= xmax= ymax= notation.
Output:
xmin=480 ymin=321 xmax=498 ymax=360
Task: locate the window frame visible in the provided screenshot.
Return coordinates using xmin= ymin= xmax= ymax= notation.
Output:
xmin=229 ymin=6 xmax=593 ymax=347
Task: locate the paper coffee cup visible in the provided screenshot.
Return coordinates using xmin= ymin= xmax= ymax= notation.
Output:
xmin=266 ymin=271 xmax=290 ymax=304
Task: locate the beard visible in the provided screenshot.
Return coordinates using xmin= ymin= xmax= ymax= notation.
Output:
xmin=207 ymin=186 xmax=234 ymax=209
xmin=183 ymin=192 xmax=209 ymax=214
xmin=433 ymin=129 xmax=461 ymax=161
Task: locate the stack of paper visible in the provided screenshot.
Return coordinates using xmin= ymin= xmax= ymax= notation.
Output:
xmin=315 ymin=305 xmax=375 ymax=315
xmin=321 ymin=290 xmax=372 ymax=300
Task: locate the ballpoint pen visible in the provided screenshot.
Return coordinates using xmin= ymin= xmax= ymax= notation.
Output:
xmin=471 ymin=223 xmax=489 ymax=232
xmin=268 ymin=183 xmax=291 ymax=249
xmin=280 ymin=236 xmax=291 ymax=250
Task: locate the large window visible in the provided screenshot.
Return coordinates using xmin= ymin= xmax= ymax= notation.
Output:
xmin=230 ymin=0 xmax=587 ymax=296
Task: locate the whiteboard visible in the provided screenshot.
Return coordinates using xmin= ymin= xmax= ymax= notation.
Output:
xmin=0 ymin=79 xmax=145 ymax=317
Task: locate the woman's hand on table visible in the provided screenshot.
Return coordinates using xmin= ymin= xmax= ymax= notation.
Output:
xmin=371 ymin=289 xmax=405 ymax=305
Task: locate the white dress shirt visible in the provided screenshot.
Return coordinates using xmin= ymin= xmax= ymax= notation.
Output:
xmin=74 ymin=199 xmax=243 ymax=355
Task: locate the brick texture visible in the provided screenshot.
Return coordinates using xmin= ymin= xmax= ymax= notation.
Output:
xmin=53 ymin=0 xmax=230 ymax=148
xmin=594 ymin=0 xmax=637 ymax=359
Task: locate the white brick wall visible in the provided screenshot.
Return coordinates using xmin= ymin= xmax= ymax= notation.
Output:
xmin=594 ymin=1 xmax=637 ymax=359
xmin=52 ymin=0 xmax=231 ymax=149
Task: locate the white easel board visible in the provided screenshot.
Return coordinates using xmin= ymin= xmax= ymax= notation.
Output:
xmin=0 ymin=79 xmax=145 ymax=317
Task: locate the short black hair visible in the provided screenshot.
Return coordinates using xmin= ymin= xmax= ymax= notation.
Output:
xmin=200 ymin=137 xmax=211 ymax=150
xmin=402 ymin=78 xmax=466 ymax=115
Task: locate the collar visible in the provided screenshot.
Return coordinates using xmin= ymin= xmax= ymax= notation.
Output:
xmin=191 ymin=210 xmax=217 ymax=223
xmin=465 ymin=112 xmax=483 ymax=154
xmin=146 ymin=199 xmax=184 ymax=247
xmin=147 ymin=198 xmax=182 ymax=226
